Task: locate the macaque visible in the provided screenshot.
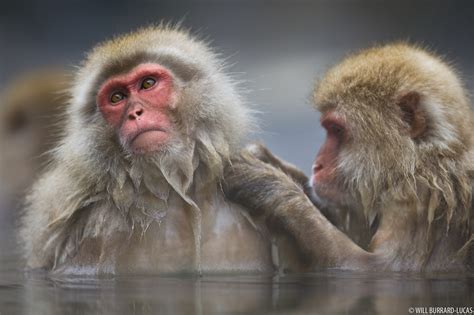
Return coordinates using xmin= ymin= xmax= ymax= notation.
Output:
xmin=243 ymin=143 xmax=373 ymax=248
xmin=0 ymin=70 xmax=69 ymax=216
xmin=224 ymin=43 xmax=474 ymax=272
xmin=19 ymin=25 xmax=287 ymax=275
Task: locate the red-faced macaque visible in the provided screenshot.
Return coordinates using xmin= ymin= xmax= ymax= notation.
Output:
xmin=19 ymin=25 xmax=286 ymax=275
xmin=242 ymin=143 xmax=373 ymax=248
xmin=0 ymin=70 xmax=69 ymax=217
xmin=224 ymin=43 xmax=474 ymax=272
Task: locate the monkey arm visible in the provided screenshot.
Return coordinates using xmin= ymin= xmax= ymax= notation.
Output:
xmin=223 ymin=152 xmax=375 ymax=270
xmin=240 ymin=144 xmax=363 ymax=236
xmin=244 ymin=143 xmax=310 ymax=189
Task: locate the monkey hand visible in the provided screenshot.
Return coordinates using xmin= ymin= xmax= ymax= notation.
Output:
xmin=223 ymin=149 xmax=312 ymax=225
xmin=243 ymin=143 xmax=310 ymax=190
xmin=244 ymin=143 xmax=279 ymax=164
xmin=223 ymin=149 xmax=363 ymax=268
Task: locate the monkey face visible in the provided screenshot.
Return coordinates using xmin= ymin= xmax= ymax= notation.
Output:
xmin=97 ymin=63 xmax=177 ymax=154
xmin=310 ymin=110 xmax=355 ymax=208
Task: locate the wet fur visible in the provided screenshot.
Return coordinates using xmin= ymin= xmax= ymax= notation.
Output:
xmin=224 ymin=43 xmax=474 ymax=272
xmin=20 ymin=25 xmax=265 ymax=274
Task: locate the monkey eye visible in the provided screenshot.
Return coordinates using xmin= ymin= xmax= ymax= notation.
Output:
xmin=141 ymin=78 xmax=156 ymax=90
xmin=6 ymin=110 xmax=28 ymax=134
xmin=110 ymin=92 xmax=126 ymax=104
xmin=327 ymin=123 xmax=345 ymax=136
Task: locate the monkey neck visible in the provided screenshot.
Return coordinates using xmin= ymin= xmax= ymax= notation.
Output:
xmin=104 ymin=155 xmax=221 ymax=214
xmin=104 ymin=156 xmax=225 ymax=273
xmin=368 ymin=198 xmax=427 ymax=270
xmin=369 ymin=188 xmax=469 ymax=271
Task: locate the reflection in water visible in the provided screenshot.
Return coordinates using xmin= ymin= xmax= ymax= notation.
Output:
xmin=1 ymin=226 xmax=473 ymax=315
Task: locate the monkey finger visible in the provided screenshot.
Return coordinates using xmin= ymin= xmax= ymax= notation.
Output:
xmin=244 ymin=143 xmax=274 ymax=164
xmin=243 ymin=143 xmax=309 ymax=188
xmin=223 ymin=154 xmax=303 ymax=217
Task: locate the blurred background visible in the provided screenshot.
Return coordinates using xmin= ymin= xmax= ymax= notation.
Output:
xmin=1 ymin=2 xmax=474 ymax=313
xmin=0 ymin=0 xmax=474 ymax=213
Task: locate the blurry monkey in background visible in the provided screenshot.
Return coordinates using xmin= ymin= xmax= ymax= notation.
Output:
xmin=0 ymin=70 xmax=69 ymax=217
xmin=224 ymin=43 xmax=474 ymax=272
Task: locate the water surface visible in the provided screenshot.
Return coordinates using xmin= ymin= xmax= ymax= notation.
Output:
xmin=1 ymin=224 xmax=473 ymax=315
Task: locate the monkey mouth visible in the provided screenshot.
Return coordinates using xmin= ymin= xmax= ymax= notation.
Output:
xmin=129 ymin=128 xmax=169 ymax=153
xmin=313 ymin=180 xmax=354 ymax=209
xmin=130 ymin=128 xmax=166 ymax=142
xmin=312 ymin=179 xmax=338 ymax=202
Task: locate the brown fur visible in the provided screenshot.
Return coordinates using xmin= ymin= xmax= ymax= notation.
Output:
xmin=244 ymin=143 xmax=372 ymax=247
xmin=224 ymin=43 xmax=474 ymax=272
xmin=19 ymin=25 xmax=279 ymax=275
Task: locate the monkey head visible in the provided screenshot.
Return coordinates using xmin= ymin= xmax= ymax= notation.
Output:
xmin=0 ymin=70 xmax=68 ymax=212
xmin=61 ymin=25 xmax=252 ymax=195
xmin=310 ymin=44 xmax=472 ymax=216
xmin=96 ymin=63 xmax=176 ymax=154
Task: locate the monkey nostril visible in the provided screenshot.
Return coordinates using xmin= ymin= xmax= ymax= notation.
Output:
xmin=313 ymin=163 xmax=323 ymax=173
xmin=128 ymin=108 xmax=144 ymax=120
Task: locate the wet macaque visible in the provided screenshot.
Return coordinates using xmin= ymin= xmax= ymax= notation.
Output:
xmin=19 ymin=25 xmax=293 ymax=275
xmin=224 ymin=44 xmax=474 ymax=272
xmin=0 ymin=70 xmax=69 ymax=216
xmin=243 ymin=143 xmax=372 ymax=247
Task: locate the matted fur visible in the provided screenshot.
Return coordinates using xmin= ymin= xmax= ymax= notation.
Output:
xmin=223 ymin=43 xmax=473 ymax=272
xmin=313 ymin=43 xmax=473 ymax=268
xmin=20 ymin=24 xmax=255 ymax=271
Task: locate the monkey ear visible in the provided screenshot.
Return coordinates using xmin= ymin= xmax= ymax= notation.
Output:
xmin=397 ymin=91 xmax=426 ymax=139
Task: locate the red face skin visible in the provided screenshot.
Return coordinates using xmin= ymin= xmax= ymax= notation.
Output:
xmin=311 ymin=111 xmax=347 ymax=201
xmin=97 ymin=63 xmax=176 ymax=154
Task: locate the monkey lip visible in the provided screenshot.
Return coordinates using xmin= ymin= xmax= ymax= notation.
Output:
xmin=129 ymin=128 xmax=169 ymax=153
xmin=311 ymin=176 xmax=337 ymax=202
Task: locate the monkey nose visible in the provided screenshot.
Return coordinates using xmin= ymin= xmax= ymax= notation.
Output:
xmin=313 ymin=163 xmax=323 ymax=173
xmin=128 ymin=108 xmax=144 ymax=120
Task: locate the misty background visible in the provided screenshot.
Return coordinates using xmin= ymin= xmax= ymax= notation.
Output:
xmin=0 ymin=2 xmax=474 ymax=313
xmin=1 ymin=0 xmax=473 ymax=173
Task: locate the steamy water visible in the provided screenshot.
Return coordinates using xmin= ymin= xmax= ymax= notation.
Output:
xmin=1 ymin=222 xmax=473 ymax=314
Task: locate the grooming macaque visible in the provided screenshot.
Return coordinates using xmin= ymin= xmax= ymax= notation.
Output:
xmin=0 ymin=70 xmax=69 ymax=215
xmin=224 ymin=44 xmax=474 ymax=272
xmin=19 ymin=26 xmax=290 ymax=275
xmin=244 ymin=143 xmax=373 ymax=247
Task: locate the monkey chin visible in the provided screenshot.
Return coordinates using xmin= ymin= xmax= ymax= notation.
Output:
xmin=129 ymin=129 xmax=169 ymax=155
xmin=312 ymin=178 xmax=352 ymax=210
